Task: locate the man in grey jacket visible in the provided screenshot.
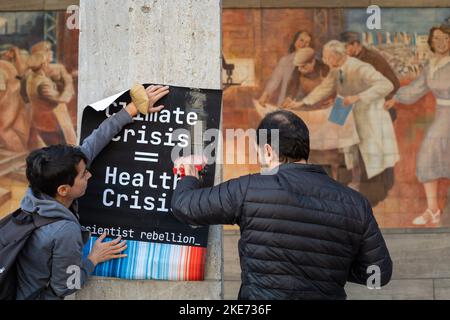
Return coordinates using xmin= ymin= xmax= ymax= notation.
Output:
xmin=15 ymin=85 xmax=169 ymax=300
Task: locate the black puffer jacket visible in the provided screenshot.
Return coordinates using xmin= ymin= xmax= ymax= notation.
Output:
xmin=171 ymin=163 xmax=392 ymax=300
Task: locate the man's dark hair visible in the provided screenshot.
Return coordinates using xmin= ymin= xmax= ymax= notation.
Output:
xmin=256 ymin=110 xmax=310 ymax=163
xmin=26 ymin=145 xmax=88 ymax=197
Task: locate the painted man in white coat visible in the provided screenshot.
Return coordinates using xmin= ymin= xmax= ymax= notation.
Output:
xmin=285 ymin=40 xmax=400 ymax=190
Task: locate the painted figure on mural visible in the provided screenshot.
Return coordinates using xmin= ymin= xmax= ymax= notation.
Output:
xmin=339 ymin=31 xmax=402 ymax=205
xmin=29 ymin=41 xmax=77 ymax=145
xmin=0 ymin=45 xmax=31 ymax=152
xmin=0 ymin=12 xmax=79 ymax=214
xmin=0 ymin=44 xmax=29 ymax=77
xmin=385 ymin=25 xmax=450 ymax=225
xmin=284 ymin=47 xmax=341 ymax=179
xmin=256 ymin=47 xmax=360 ymax=183
xmin=258 ymin=30 xmax=313 ymax=106
xmin=285 ymin=40 xmax=400 ymax=194
xmin=286 ymin=47 xmax=330 ymax=102
xmin=1 ymin=45 xmax=32 ymax=110
xmin=26 ymin=52 xmax=72 ymax=146
xmin=340 ymin=31 xmax=400 ymax=121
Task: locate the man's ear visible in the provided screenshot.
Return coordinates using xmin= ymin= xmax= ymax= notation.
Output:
xmin=56 ymin=184 xmax=70 ymax=197
xmin=264 ymin=143 xmax=273 ymax=160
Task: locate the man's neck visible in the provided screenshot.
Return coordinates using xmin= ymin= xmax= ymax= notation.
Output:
xmin=270 ymin=159 xmax=307 ymax=169
xmin=55 ymin=195 xmax=73 ymax=209
xmin=261 ymin=159 xmax=308 ymax=174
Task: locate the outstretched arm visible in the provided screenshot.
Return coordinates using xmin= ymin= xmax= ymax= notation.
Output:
xmin=171 ymin=174 xmax=250 ymax=226
xmin=79 ymin=106 xmax=134 ymax=165
xmin=80 ymin=85 xmax=169 ymax=165
xmin=393 ymin=68 xmax=429 ymax=105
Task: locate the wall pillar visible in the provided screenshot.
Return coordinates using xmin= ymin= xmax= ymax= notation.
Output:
xmin=72 ymin=0 xmax=222 ymax=300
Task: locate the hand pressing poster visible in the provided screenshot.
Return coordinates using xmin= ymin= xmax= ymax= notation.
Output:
xmin=79 ymin=84 xmax=222 ymax=280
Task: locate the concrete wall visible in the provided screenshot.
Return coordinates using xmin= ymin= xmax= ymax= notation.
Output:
xmin=3 ymin=0 xmax=450 ymax=11
xmin=223 ymin=228 xmax=450 ymax=300
xmin=72 ymin=0 xmax=222 ymax=300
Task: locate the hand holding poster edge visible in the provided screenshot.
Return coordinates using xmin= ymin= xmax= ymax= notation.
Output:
xmin=130 ymin=83 xmax=170 ymax=115
xmin=88 ymin=83 xmax=169 ymax=113
xmin=173 ymin=155 xmax=208 ymax=178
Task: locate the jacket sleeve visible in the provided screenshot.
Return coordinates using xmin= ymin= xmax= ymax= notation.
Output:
xmin=79 ymin=107 xmax=133 ymax=166
xmin=46 ymin=222 xmax=95 ymax=298
xmin=171 ymin=175 xmax=249 ymax=226
xmin=347 ymin=200 xmax=393 ymax=287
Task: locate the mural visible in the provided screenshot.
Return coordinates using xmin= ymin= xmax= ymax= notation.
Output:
xmin=1 ymin=7 xmax=450 ymax=230
xmin=0 ymin=11 xmax=78 ymax=216
xmin=222 ymin=8 xmax=450 ymax=228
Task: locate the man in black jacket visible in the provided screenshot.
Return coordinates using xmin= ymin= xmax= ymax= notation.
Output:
xmin=171 ymin=110 xmax=392 ymax=300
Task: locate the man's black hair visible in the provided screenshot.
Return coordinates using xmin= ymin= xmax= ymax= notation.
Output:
xmin=256 ymin=110 xmax=310 ymax=163
xmin=26 ymin=144 xmax=88 ymax=197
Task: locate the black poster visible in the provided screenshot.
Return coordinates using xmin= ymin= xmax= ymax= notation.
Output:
xmin=79 ymin=85 xmax=222 ymax=250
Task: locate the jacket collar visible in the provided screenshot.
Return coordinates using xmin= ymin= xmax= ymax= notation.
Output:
xmin=20 ymin=187 xmax=80 ymax=223
xmin=266 ymin=162 xmax=328 ymax=175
